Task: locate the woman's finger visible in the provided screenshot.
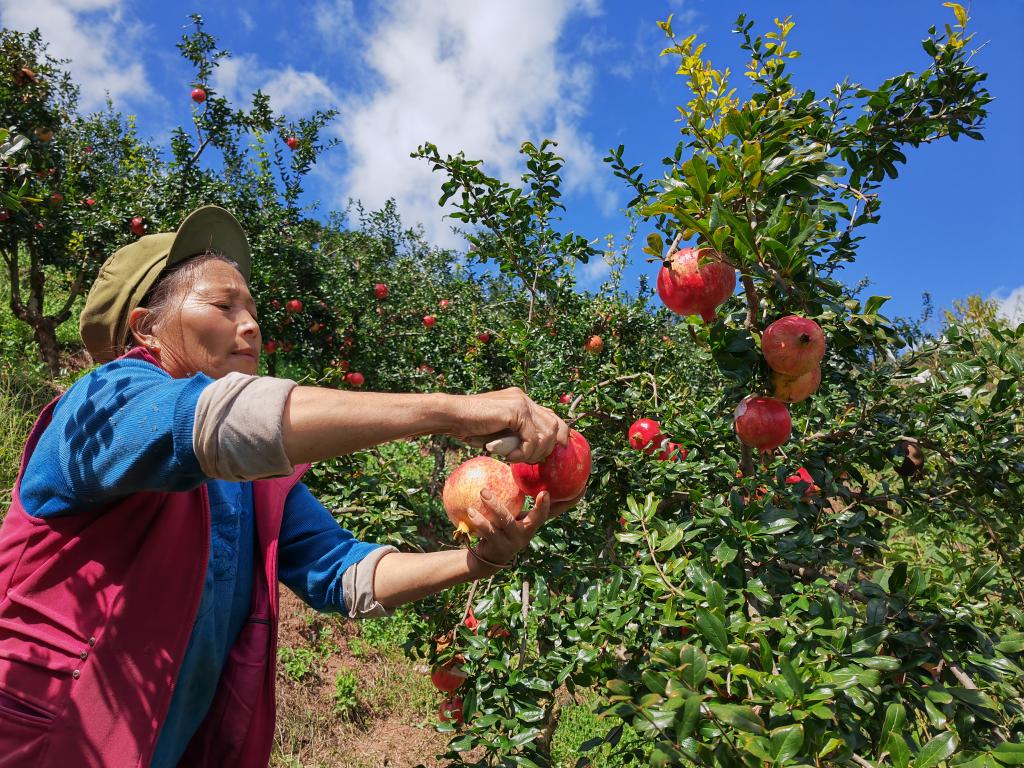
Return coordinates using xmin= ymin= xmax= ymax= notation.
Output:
xmin=467 ymin=507 xmax=498 ymax=539
xmin=477 ymin=489 xmax=515 ymax=529
xmin=515 ymin=490 xmax=552 ymax=533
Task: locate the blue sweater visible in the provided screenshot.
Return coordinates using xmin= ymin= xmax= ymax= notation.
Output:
xmin=19 ymin=357 xmax=384 ymax=767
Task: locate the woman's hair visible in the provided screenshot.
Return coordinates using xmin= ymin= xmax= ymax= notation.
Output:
xmin=123 ymin=250 xmax=242 ymax=354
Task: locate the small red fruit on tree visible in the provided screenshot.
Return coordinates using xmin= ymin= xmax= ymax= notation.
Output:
xmin=285 ymin=136 xmax=300 ymax=150
xmin=657 ymin=247 xmax=736 ymax=322
xmin=511 ymin=429 xmax=592 ymax=503
xmin=263 ymin=340 xmax=279 ymax=355
xmin=286 ymin=299 xmax=303 ymax=313
xmin=191 ymin=87 xmax=207 ymax=103
xmin=49 ymin=192 xmax=63 ymax=205
xmin=628 ymin=418 xmax=663 ymax=455
xmin=762 ymin=316 xmax=826 ymax=376
xmin=772 ymin=366 xmax=822 ymax=403
xmin=423 ymin=315 xmax=437 ymax=328
xmin=560 ymin=393 xmax=572 ymax=405
xmin=129 ymin=216 xmax=145 ymax=237
xmin=658 ymin=442 xmax=688 ymax=462
xmin=439 ymin=299 xmax=450 ymax=310
xmin=374 ymin=283 xmax=389 ymax=299
xmin=734 ymin=396 xmax=791 ymax=452
xmin=785 ymin=466 xmax=818 ymax=498
xmin=430 ymin=664 xmax=467 ymax=694
xmin=84 ymin=197 xmax=95 ymax=207
xmin=584 ymin=335 xmax=604 ymax=354
xmin=438 ymin=697 xmax=464 ymax=726
xmin=442 ymin=456 xmax=526 ymax=536
xmin=270 ymin=299 xmax=280 ymax=310
xmin=476 ymin=331 xmax=491 ymax=344
xmin=464 ymin=607 xmax=479 ymax=633
xmin=337 ymin=360 xmax=349 ymax=371
xmin=344 ymin=371 xmax=365 ymax=388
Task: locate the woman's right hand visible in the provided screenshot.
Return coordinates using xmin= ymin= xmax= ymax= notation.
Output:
xmin=446 ymin=387 xmax=569 ymax=464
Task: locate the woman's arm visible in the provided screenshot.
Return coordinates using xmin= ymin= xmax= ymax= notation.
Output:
xmin=280 ymin=386 xmax=569 ymax=466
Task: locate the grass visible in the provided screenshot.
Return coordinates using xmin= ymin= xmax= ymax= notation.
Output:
xmin=550 ymin=691 xmax=649 ymax=768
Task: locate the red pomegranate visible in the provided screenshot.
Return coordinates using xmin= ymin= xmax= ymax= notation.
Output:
xmin=786 ymin=466 xmax=818 ymax=498
xmin=772 ymin=366 xmax=821 ymax=403
xmin=374 ymin=283 xmax=388 ymax=299
xmin=423 ymin=315 xmax=437 ymax=328
xmin=628 ymin=418 xmax=663 ymax=455
xmin=584 ymin=335 xmax=604 ymax=354
xmin=762 ymin=316 xmax=825 ymax=376
xmin=657 ymin=442 xmax=687 ymax=462
xmin=734 ymin=395 xmax=791 ymax=452
xmin=511 ymin=430 xmax=591 ymax=503
xmin=439 ymin=697 xmax=464 ymax=726
xmin=656 ymin=247 xmax=735 ymax=322
xmin=430 ymin=664 xmax=467 ymax=694
xmin=344 ymin=371 xmax=364 ymax=387
xmin=442 ymin=456 xmax=526 ymax=536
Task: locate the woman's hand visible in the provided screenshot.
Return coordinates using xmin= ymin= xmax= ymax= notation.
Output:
xmin=447 ymin=387 xmax=569 ymax=464
xmin=467 ymin=486 xmax=585 ymax=569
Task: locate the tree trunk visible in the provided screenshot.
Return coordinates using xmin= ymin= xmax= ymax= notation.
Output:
xmin=32 ymin=316 xmax=61 ymax=377
xmin=428 ymin=435 xmax=449 ymax=498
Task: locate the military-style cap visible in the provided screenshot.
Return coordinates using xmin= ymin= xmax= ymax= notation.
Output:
xmin=79 ymin=205 xmax=251 ymax=363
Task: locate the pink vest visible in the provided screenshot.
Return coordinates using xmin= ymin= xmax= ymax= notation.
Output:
xmin=0 ymin=347 xmax=309 ymax=767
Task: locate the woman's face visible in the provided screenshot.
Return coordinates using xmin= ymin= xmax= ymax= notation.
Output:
xmin=139 ymin=260 xmax=262 ymax=379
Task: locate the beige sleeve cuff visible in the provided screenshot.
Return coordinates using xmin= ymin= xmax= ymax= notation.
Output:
xmin=193 ymin=372 xmax=298 ymax=481
xmin=342 ymin=546 xmax=399 ymax=619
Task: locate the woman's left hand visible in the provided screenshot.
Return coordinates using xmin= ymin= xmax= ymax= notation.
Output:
xmin=467 ymin=487 xmax=585 ymax=568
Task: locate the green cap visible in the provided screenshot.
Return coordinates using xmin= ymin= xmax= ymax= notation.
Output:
xmin=80 ymin=205 xmax=252 ymax=363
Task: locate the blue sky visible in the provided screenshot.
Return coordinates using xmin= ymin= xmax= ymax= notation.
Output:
xmin=2 ymin=1 xmax=1021 ymax=329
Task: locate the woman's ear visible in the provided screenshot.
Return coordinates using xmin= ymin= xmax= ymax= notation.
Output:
xmin=127 ymin=306 xmax=161 ymax=356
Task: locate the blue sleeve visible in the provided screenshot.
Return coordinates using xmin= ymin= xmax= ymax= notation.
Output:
xmin=19 ymin=359 xmax=214 ymax=518
xmin=277 ymin=482 xmax=385 ymax=613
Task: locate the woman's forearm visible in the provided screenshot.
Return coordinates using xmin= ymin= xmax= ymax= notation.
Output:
xmin=373 ymin=549 xmax=498 ymax=609
xmin=281 ymin=387 xmax=458 ymax=464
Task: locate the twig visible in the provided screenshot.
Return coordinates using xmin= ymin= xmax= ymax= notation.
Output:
xmin=517 ymin=579 xmax=530 ymax=669
xmin=638 ymin=513 xmax=687 ymax=599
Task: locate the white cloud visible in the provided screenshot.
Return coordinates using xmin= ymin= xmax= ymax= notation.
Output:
xmin=0 ymin=0 xmax=152 ymax=111
xmin=212 ymin=55 xmax=340 ymax=118
xmin=313 ymin=0 xmax=360 ymax=49
xmin=993 ymin=285 xmax=1024 ymax=326
xmin=238 ymin=9 xmax=255 ymax=33
xmin=333 ymin=0 xmax=614 ymax=249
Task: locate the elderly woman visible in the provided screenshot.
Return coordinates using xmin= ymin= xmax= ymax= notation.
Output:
xmin=0 ymin=205 xmax=580 ymax=768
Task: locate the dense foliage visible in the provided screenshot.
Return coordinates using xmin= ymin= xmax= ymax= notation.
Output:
xmin=1 ymin=6 xmax=1021 ymax=768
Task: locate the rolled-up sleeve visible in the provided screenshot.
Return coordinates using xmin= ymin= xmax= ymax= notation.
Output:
xmin=277 ymin=482 xmax=397 ymax=618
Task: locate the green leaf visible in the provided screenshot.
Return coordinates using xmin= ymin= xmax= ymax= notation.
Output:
xmin=912 ymin=732 xmax=958 ymax=768
xmin=770 ymin=724 xmax=804 ymax=764
xmin=708 ymin=703 xmax=765 ymax=734
xmin=679 ymin=645 xmax=708 ymax=689
xmin=694 ymin=608 xmax=730 ymax=654
xmin=676 ymin=694 xmax=704 ymax=742
xmin=881 ymin=702 xmax=907 ymax=746
xmin=993 ymin=742 xmax=1024 ymax=765
xmin=995 ymin=633 xmax=1024 ymax=654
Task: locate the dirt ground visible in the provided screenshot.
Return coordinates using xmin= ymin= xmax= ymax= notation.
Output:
xmin=272 ymin=589 xmax=451 ymax=768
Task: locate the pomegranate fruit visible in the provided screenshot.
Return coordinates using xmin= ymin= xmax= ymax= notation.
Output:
xmin=734 ymin=395 xmax=791 ymax=452
xmin=191 ymin=87 xmax=207 ymax=103
xmin=786 ymin=466 xmax=818 ymax=498
xmin=657 ymin=442 xmax=687 ymax=462
xmin=761 ymin=316 xmax=825 ymax=376
xmin=423 ymin=315 xmax=437 ymax=328
xmin=374 ymin=283 xmax=389 ymax=299
xmin=286 ymin=299 xmax=303 ymax=313
xmin=442 ymin=456 xmax=526 ymax=536
xmin=628 ymin=418 xmax=663 ymax=455
xmin=559 ymin=393 xmax=572 ymax=405
xmin=772 ymin=366 xmax=821 ymax=403
xmin=511 ymin=429 xmax=591 ymax=503
xmin=476 ymin=331 xmax=491 ymax=343
xmin=430 ymin=664 xmax=467 ymax=694
xmin=439 ymin=697 xmax=464 ymax=725
xmin=344 ymin=372 xmax=364 ymax=387
xmin=584 ymin=335 xmax=604 ymax=354
xmin=656 ymin=247 xmax=735 ymax=322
